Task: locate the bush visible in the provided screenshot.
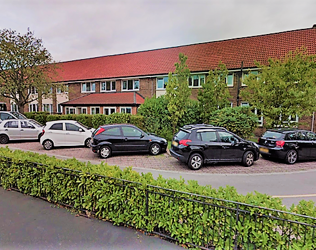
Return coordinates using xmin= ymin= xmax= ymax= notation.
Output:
xmin=92 ymin=114 xmax=107 ymax=128
xmin=209 ymin=106 xmax=258 ymax=138
xmin=75 ymin=114 xmax=93 ymax=128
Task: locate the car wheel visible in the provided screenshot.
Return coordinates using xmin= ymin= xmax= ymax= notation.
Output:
xmin=285 ymin=149 xmax=297 ymax=164
xmin=99 ymin=145 xmax=111 ymax=159
xmin=84 ymin=138 xmax=91 ymax=148
xmin=243 ymin=151 xmax=254 ymax=167
xmin=43 ymin=139 xmax=54 ymax=150
xmin=188 ymin=153 xmax=203 ymax=170
xmin=0 ymin=134 xmax=9 ymax=144
xmin=150 ymin=143 xmax=161 ymax=155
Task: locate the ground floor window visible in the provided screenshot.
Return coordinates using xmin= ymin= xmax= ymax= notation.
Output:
xmin=29 ymin=104 xmax=38 ymax=112
xmin=10 ymin=103 xmax=18 ymax=112
xmin=77 ymin=107 xmax=87 ymax=114
xmin=104 ymin=107 xmax=116 ymax=115
xmin=66 ymin=107 xmax=76 ymax=114
xmin=57 ymin=104 xmax=62 ymax=113
xmin=43 ymin=104 xmax=53 ymax=114
xmin=120 ymin=107 xmax=132 ymax=114
xmin=90 ymin=107 xmax=100 ymax=114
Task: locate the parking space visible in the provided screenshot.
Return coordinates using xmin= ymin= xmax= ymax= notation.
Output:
xmin=1 ymin=141 xmax=316 ymax=174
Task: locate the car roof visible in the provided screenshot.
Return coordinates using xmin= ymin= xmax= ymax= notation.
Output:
xmin=266 ymin=128 xmax=310 ymax=134
xmin=181 ymin=124 xmax=227 ymax=131
xmin=46 ymin=120 xmax=78 ymax=124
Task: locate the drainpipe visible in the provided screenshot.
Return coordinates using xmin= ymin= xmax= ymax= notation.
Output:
xmin=312 ymin=112 xmax=315 ymax=132
xmin=236 ymin=61 xmax=243 ymax=106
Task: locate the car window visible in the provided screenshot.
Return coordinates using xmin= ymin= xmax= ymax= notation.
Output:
xmin=306 ymin=132 xmax=316 ymax=140
xmin=122 ymin=126 xmax=142 ymax=137
xmin=262 ymin=131 xmax=283 ymax=139
xmin=198 ymin=131 xmax=218 ymax=142
xmin=21 ymin=121 xmax=35 ymax=129
xmin=297 ymin=131 xmax=307 ymax=140
xmin=49 ymin=123 xmax=63 ymax=130
xmin=218 ymin=131 xmax=239 ymax=143
xmin=66 ymin=123 xmax=81 ymax=131
xmin=0 ymin=113 xmax=15 ymax=120
xmin=4 ymin=120 xmax=19 ymax=128
xmin=286 ymin=132 xmax=297 ymax=140
xmin=175 ymin=130 xmax=190 ymax=140
xmin=102 ymin=127 xmax=121 ymax=136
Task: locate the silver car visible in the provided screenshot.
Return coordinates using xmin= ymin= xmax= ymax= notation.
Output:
xmin=0 ymin=119 xmax=44 ymax=144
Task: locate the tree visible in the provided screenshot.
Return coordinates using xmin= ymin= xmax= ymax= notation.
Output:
xmin=197 ymin=62 xmax=232 ymax=123
xmin=165 ymin=53 xmax=191 ymax=133
xmin=240 ymin=47 xmax=316 ymax=128
xmin=0 ymin=28 xmax=58 ymax=113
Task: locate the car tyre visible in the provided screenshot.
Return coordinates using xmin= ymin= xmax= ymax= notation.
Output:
xmin=85 ymin=138 xmax=91 ymax=148
xmin=0 ymin=134 xmax=9 ymax=144
xmin=188 ymin=153 xmax=203 ymax=170
xmin=149 ymin=143 xmax=161 ymax=155
xmin=99 ymin=145 xmax=111 ymax=159
xmin=285 ymin=149 xmax=297 ymax=164
xmin=43 ymin=139 xmax=54 ymax=150
xmin=243 ymin=151 xmax=254 ymax=167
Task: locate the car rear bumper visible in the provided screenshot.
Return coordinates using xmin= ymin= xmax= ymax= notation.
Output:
xmin=169 ymin=148 xmax=187 ymax=163
xmin=259 ymin=146 xmax=287 ymax=159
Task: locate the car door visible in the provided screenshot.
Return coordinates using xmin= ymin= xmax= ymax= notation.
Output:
xmin=196 ymin=130 xmax=222 ymax=161
xmin=218 ymin=131 xmax=244 ymax=161
xmin=120 ymin=126 xmax=148 ymax=151
xmin=295 ymin=131 xmax=312 ymax=160
xmin=46 ymin=122 xmax=66 ymax=146
xmin=65 ymin=122 xmax=85 ymax=146
xmin=20 ymin=120 xmax=38 ymax=140
xmin=305 ymin=131 xmax=316 ymax=159
xmin=98 ymin=126 xmax=124 ymax=152
xmin=3 ymin=120 xmax=20 ymax=140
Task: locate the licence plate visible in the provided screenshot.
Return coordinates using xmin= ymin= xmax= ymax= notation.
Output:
xmin=172 ymin=141 xmax=178 ymax=146
xmin=259 ymin=147 xmax=269 ymax=153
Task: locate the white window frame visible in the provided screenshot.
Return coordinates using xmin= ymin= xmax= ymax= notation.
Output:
xmin=253 ymin=108 xmax=264 ymax=127
xmin=100 ymin=81 xmax=116 ymax=92
xmin=103 ymin=107 xmax=116 ymax=115
xmin=120 ymin=107 xmax=132 ymax=114
xmin=226 ymin=74 xmax=234 ymax=87
xmin=90 ymin=106 xmax=100 ymax=115
xmin=81 ymin=82 xmax=96 ymax=93
xmin=29 ymin=86 xmax=38 ymax=95
xmin=156 ymin=77 xmax=168 ymax=90
xmin=122 ymin=79 xmax=139 ymax=91
xmin=76 ymin=107 xmax=87 ymax=114
xmin=57 ymin=104 xmax=62 ymax=113
xmin=242 ymin=70 xmax=258 ymax=87
xmin=10 ymin=102 xmax=18 ymax=112
xmin=66 ymin=107 xmax=76 ymax=114
xmin=29 ymin=103 xmax=38 ymax=112
xmin=42 ymin=104 xmax=53 ymax=114
xmin=188 ymin=74 xmax=205 ymax=88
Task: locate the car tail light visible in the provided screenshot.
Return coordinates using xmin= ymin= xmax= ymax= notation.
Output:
xmin=276 ymin=140 xmax=285 ymax=148
xmin=42 ymin=129 xmax=45 ymax=136
xmin=94 ymin=127 xmax=105 ymax=136
xmin=179 ymin=139 xmax=192 ymax=146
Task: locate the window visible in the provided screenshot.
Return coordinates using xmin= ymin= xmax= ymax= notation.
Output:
xmin=101 ymin=81 xmax=116 ymax=92
xmin=122 ymin=80 xmax=139 ymax=91
xmin=49 ymin=123 xmax=63 ymax=130
xmin=102 ymin=127 xmax=121 ymax=136
xmin=43 ymin=104 xmax=53 ymax=114
xmin=0 ymin=113 xmax=15 ymax=120
xmin=57 ymin=84 xmax=68 ymax=94
xmin=29 ymin=104 xmax=38 ymax=112
xmin=66 ymin=107 xmax=76 ymax=114
xmin=197 ymin=131 xmax=218 ymax=142
xmin=240 ymin=102 xmax=249 ymax=107
xmin=90 ymin=107 xmax=100 ymax=114
xmin=252 ymin=108 xmax=263 ymax=127
xmin=306 ymin=132 xmax=316 ymax=140
xmin=157 ymin=77 xmax=168 ymax=89
xmin=10 ymin=103 xmax=18 ymax=112
xmin=66 ymin=123 xmax=80 ymax=131
xmin=77 ymin=107 xmax=87 ymax=114
xmin=189 ymin=74 xmax=205 ymax=87
xmin=57 ymin=104 xmax=62 ymax=113
xmin=218 ymin=131 xmax=239 ymax=143
xmin=82 ymin=82 xmax=96 ymax=93
xmin=120 ymin=107 xmax=132 ymax=114
xmin=4 ymin=121 xmax=18 ymax=128
xmin=29 ymin=86 xmax=37 ymax=94
xmin=104 ymin=107 xmax=116 ymax=115
xmin=122 ymin=126 xmax=142 ymax=137
xmin=21 ymin=121 xmax=35 ymax=129
xmin=242 ymin=70 xmax=258 ymax=86
xmin=226 ymin=74 xmax=234 ymax=87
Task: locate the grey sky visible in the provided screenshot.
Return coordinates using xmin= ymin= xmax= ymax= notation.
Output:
xmin=1 ymin=0 xmax=315 ymax=62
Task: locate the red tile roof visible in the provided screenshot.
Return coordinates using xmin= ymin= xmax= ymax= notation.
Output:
xmin=61 ymin=92 xmax=145 ymax=106
xmin=55 ymin=27 xmax=316 ymax=82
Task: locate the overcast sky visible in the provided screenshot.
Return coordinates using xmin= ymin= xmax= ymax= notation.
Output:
xmin=1 ymin=0 xmax=315 ymax=62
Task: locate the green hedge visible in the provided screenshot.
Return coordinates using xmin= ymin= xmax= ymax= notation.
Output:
xmin=0 ymin=147 xmax=315 ymax=249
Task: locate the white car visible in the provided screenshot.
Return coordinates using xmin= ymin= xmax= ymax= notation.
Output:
xmin=0 ymin=119 xmax=44 ymax=144
xmin=40 ymin=120 xmax=95 ymax=150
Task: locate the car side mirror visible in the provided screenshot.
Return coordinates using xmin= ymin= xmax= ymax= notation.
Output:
xmin=141 ymin=133 xmax=145 ymax=138
xmin=79 ymin=128 xmax=83 ymax=132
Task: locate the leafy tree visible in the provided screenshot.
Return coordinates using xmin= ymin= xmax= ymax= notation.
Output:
xmin=241 ymin=47 xmax=316 ymax=128
xmin=165 ymin=53 xmax=191 ymax=133
xmin=0 ymin=28 xmax=58 ymax=113
xmin=198 ymin=62 xmax=232 ymax=123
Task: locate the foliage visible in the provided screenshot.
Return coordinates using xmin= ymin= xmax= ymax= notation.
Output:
xmin=208 ymin=106 xmax=258 ymax=138
xmin=165 ymin=53 xmax=191 ymax=133
xmin=240 ymin=47 xmax=316 ymax=128
xmin=0 ymin=147 xmax=315 ymax=249
xmin=0 ymin=28 xmax=58 ymax=113
xmin=198 ymin=63 xmax=232 ymax=123
xmin=92 ymin=114 xmax=107 ymax=128
xmin=178 ymin=99 xmax=201 ymax=127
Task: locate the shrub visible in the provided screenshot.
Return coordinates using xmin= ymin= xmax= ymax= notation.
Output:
xmin=92 ymin=114 xmax=107 ymax=128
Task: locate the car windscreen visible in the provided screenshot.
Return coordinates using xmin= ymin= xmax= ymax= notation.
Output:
xmin=10 ymin=112 xmax=27 ymax=119
xmin=175 ymin=130 xmax=190 ymax=140
xmin=262 ymin=131 xmax=284 ymax=140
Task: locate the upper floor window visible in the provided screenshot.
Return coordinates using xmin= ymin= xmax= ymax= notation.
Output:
xmin=157 ymin=77 xmax=168 ymax=90
xmin=122 ymin=80 xmax=139 ymax=91
xmin=57 ymin=84 xmax=68 ymax=94
xmin=226 ymin=74 xmax=234 ymax=87
xmin=242 ymin=70 xmax=258 ymax=86
xmin=101 ymin=81 xmax=116 ymax=92
xmin=189 ymin=74 xmax=205 ymax=87
xmin=29 ymin=86 xmax=37 ymax=94
xmin=82 ymin=82 xmax=95 ymax=93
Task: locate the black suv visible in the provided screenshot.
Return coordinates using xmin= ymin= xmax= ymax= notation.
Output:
xmin=170 ymin=124 xmax=260 ymax=170
xmin=258 ymin=128 xmax=316 ymax=164
xmin=90 ymin=124 xmax=168 ymax=158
